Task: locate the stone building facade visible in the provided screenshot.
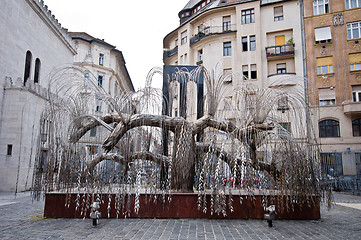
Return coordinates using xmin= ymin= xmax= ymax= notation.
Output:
xmin=0 ymin=0 xmax=134 ymax=192
xmin=0 ymin=0 xmax=76 ymax=192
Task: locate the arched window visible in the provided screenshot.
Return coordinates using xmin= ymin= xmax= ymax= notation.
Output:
xmin=352 ymin=118 xmax=361 ymax=137
xmin=24 ymin=51 xmax=32 ymax=85
xmin=34 ymin=58 xmax=41 ymax=84
xmin=319 ymin=119 xmax=340 ymax=138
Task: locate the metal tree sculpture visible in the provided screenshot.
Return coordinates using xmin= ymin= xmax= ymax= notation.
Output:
xmin=32 ymin=66 xmax=325 ymax=216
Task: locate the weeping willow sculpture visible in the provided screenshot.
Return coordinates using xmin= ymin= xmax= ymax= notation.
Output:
xmin=32 ymin=65 xmax=328 ymax=217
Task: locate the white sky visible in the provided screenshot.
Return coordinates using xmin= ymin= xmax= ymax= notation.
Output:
xmin=44 ymin=0 xmax=186 ymax=90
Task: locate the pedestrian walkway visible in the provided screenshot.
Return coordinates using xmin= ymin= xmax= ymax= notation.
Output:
xmin=0 ymin=192 xmax=360 ymax=239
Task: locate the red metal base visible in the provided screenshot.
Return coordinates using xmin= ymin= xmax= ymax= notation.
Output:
xmin=44 ymin=193 xmax=320 ymax=220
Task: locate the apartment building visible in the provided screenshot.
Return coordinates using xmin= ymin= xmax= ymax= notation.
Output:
xmin=304 ymin=0 xmax=361 ymax=178
xmin=163 ymin=0 xmax=305 ymax=137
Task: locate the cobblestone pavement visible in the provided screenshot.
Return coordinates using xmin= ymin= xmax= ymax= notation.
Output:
xmin=0 ymin=192 xmax=360 ymax=240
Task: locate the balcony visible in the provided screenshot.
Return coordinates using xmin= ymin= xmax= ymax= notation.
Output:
xmin=163 ymin=46 xmax=178 ymax=60
xmin=267 ymin=73 xmax=297 ymax=87
xmin=266 ymin=44 xmax=295 ymax=60
xmin=190 ymin=24 xmax=237 ymax=46
xmin=343 ymin=101 xmax=361 ymax=115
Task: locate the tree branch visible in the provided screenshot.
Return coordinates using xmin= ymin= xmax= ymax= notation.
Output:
xmin=86 ymin=152 xmax=171 ymax=173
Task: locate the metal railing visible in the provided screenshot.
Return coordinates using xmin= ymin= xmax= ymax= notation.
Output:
xmin=266 ymin=43 xmax=295 ymax=58
xmin=190 ymin=24 xmax=237 ymax=46
xmin=163 ymin=46 xmax=178 ymax=60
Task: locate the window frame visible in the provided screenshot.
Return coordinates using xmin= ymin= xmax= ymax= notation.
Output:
xmin=242 ymin=65 xmax=249 ymax=80
xmin=181 ymin=31 xmax=188 ymax=45
xmin=345 ymin=0 xmax=361 ymax=9
xmin=250 ymin=35 xmax=256 ymax=51
xmin=352 ymin=118 xmax=361 ymax=137
xmin=274 ymin=6 xmax=284 ymax=21
xmin=223 ymin=16 xmax=231 ymax=32
xmin=223 ymin=42 xmax=232 ymax=56
xmin=347 ymin=21 xmax=361 ymax=40
xmin=98 ymin=75 xmax=103 ymax=88
xmin=242 ymin=36 xmax=248 ymax=51
xmin=242 ymin=9 xmax=255 ymax=24
xmin=277 ymin=63 xmax=287 ymax=74
xmin=319 ymin=119 xmax=340 ymax=138
xmin=313 ymin=0 xmax=329 ymax=15
xmin=99 ymin=53 xmax=104 ymax=66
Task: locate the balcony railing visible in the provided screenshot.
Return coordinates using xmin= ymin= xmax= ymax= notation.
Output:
xmin=190 ymin=24 xmax=237 ymax=46
xmin=266 ymin=43 xmax=295 ymax=59
xmin=163 ymin=46 xmax=178 ymax=60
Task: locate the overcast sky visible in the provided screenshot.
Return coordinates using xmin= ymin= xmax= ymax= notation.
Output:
xmin=44 ymin=0 xmax=186 ymax=90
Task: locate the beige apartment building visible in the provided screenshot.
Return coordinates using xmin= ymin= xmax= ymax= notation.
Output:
xmin=304 ymin=0 xmax=361 ymax=177
xmin=163 ymin=0 xmax=306 ymax=142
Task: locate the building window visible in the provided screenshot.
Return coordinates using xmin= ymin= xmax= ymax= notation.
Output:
xmin=242 ymin=37 xmax=248 ymax=51
xmin=352 ymin=85 xmax=361 ymax=102
xmin=315 ymin=26 xmax=332 ymax=44
xmin=197 ymin=49 xmax=203 ymax=64
xmin=223 ymin=42 xmax=232 ymax=56
xmin=317 ymin=56 xmax=333 ymax=74
xmin=34 ymin=58 xmax=41 ymax=84
xmin=250 ymin=64 xmax=257 ymax=79
xmin=274 ymin=6 xmax=284 ymax=21
xmin=99 ymin=53 xmax=104 ymax=66
xmin=347 ymin=21 xmax=361 ymax=40
xmin=277 ymin=63 xmax=286 ymax=74
xmin=223 ymin=68 xmax=232 ymax=83
xmin=313 ymin=0 xmax=329 ymax=15
xmin=277 ymin=95 xmax=289 ymax=111
xmin=98 ymin=75 xmax=103 ymax=87
xmin=319 ymin=88 xmax=336 ymax=105
xmin=350 ymin=53 xmax=361 ymax=71
xmin=242 ymin=9 xmax=255 ymax=24
xmin=242 ymin=65 xmax=249 ymax=80
xmin=181 ymin=30 xmax=187 ymax=45
xmin=320 ymin=99 xmax=335 ymax=105
xmin=7 ymin=144 xmax=12 ymax=156
xmin=89 ymin=145 xmax=98 ymax=155
xmin=90 ymin=127 xmax=97 ymax=137
xmin=346 ymin=0 xmax=361 ymax=9
xmin=223 ymin=16 xmax=231 ymax=32
xmin=278 ymin=122 xmax=291 ymax=135
xmin=319 ymin=119 xmax=340 ymax=138
xmin=24 ymin=51 xmax=32 ymax=85
xmin=250 ymin=35 xmax=256 ymax=51
xmin=39 ymin=150 xmax=47 ymax=172
xmin=353 ymin=118 xmax=361 ymax=136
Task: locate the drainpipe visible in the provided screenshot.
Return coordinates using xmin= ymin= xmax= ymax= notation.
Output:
xmin=299 ymin=0 xmax=311 ymax=152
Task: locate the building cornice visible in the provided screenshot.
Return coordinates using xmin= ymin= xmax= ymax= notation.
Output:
xmin=25 ymin=0 xmax=77 ymax=55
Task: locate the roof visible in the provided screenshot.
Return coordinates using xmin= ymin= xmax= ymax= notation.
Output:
xmin=68 ymin=32 xmax=116 ymax=49
xmin=182 ymin=0 xmax=203 ymax=10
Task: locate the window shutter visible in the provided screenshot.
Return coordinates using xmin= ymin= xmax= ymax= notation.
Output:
xmin=316 ymin=56 xmax=333 ymax=66
xmin=349 ymin=53 xmax=361 ymax=64
xmin=318 ymin=88 xmax=335 ymax=100
xmin=315 ymin=27 xmax=332 ymax=41
xmin=274 ymin=6 xmax=283 ymax=17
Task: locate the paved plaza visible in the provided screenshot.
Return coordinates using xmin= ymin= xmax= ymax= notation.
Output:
xmin=0 ymin=192 xmax=360 ymax=239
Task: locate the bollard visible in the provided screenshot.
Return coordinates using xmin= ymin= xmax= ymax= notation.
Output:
xmin=90 ymin=201 xmax=101 ymax=226
xmin=264 ymin=205 xmax=275 ymax=227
